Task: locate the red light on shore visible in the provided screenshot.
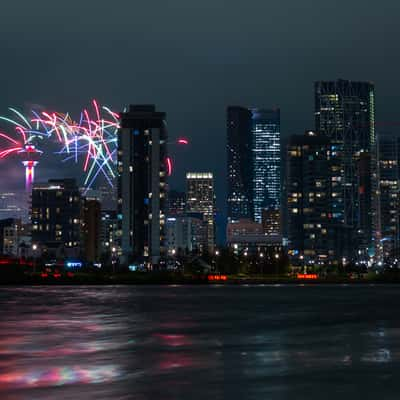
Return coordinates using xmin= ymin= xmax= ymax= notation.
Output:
xmin=297 ymin=273 xmax=318 ymax=280
xmin=208 ymin=274 xmax=227 ymax=281
xmin=41 ymin=273 xmax=48 ymax=278
xmin=53 ymin=273 xmax=61 ymax=278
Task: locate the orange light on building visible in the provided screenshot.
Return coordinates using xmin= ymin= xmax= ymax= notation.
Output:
xmin=297 ymin=273 xmax=318 ymax=280
xmin=208 ymin=274 xmax=228 ymax=281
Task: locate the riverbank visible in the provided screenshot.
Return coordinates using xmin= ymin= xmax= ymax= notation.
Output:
xmin=1 ymin=271 xmax=400 ymax=285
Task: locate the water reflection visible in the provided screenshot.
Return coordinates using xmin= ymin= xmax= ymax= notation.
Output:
xmin=0 ymin=285 xmax=399 ymax=399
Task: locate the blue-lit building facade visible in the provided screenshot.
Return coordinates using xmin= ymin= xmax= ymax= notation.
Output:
xmin=251 ymin=108 xmax=281 ymax=223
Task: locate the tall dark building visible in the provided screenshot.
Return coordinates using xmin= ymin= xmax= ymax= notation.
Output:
xmin=315 ymin=80 xmax=376 ymax=259
xmin=227 ymin=106 xmax=253 ymax=221
xmin=117 ymin=105 xmax=167 ymax=267
xmin=376 ymin=135 xmax=400 ymax=263
xmin=31 ymin=179 xmax=82 ymax=258
xmin=82 ymin=198 xmax=101 ymax=263
xmin=287 ymin=131 xmax=342 ymax=267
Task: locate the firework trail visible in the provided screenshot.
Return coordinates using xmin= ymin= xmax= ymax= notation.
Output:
xmin=0 ymin=100 xmax=189 ymax=191
xmin=0 ymin=108 xmax=46 ymax=190
xmin=32 ymin=100 xmax=120 ymax=190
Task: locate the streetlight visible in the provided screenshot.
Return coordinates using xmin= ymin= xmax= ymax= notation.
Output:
xmin=259 ymin=252 xmax=264 ymax=275
xmin=274 ymin=253 xmax=280 ymax=276
xmin=111 ymin=247 xmax=117 ymax=273
xmin=32 ymin=244 xmax=38 ymax=274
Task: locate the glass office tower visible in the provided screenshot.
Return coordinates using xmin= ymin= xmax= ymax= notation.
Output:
xmin=251 ymin=108 xmax=281 ymax=223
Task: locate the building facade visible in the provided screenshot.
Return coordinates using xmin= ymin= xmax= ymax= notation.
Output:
xmin=31 ymin=179 xmax=82 ymax=258
xmin=117 ymin=105 xmax=168 ymax=267
xmin=186 ymin=172 xmax=215 ymax=253
xmin=82 ymin=198 xmax=101 ymax=263
xmin=287 ymin=131 xmax=340 ymax=267
xmin=251 ymin=108 xmax=281 ymax=223
xmin=0 ymin=218 xmax=21 ymax=256
xmin=167 ymin=190 xmax=186 ymax=216
xmin=315 ymin=79 xmax=376 ymax=259
xmin=227 ymin=106 xmax=254 ymax=221
xmin=376 ymin=135 xmax=400 ymax=263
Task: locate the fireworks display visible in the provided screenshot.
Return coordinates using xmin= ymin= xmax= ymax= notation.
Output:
xmin=0 ymin=101 xmax=189 ymax=191
xmin=0 ymin=100 xmax=119 ymax=191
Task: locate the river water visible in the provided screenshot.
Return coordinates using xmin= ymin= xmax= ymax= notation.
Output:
xmin=0 ymin=285 xmax=399 ymax=399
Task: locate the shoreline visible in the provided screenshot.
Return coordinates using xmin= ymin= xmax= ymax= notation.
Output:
xmin=1 ymin=274 xmax=400 ymax=285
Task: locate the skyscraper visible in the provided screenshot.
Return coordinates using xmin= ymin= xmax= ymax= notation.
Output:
xmin=118 ymin=105 xmax=167 ymax=267
xmin=186 ymin=172 xmax=215 ymax=253
xmin=251 ymin=108 xmax=281 ymax=223
xmin=315 ymin=80 xmax=376 ymax=258
xmin=376 ymin=135 xmax=400 ymax=263
xmin=226 ymin=106 xmax=281 ymax=228
xmin=226 ymin=106 xmax=253 ymax=221
xmin=287 ymin=131 xmax=341 ymax=267
xmin=82 ymin=198 xmax=101 ymax=263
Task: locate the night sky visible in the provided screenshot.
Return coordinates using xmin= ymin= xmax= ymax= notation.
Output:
xmin=1 ymin=0 xmax=400 ymax=217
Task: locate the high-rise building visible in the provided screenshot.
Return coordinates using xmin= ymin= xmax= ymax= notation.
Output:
xmin=31 ymin=179 xmax=82 ymax=258
xmin=376 ymin=135 xmax=400 ymax=263
xmin=251 ymin=108 xmax=281 ymax=223
xmin=226 ymin=106 xmax=281 ymax=226
xmin=82 ymin=198 xmax=101 ymax=263
xmin=117 ymin=105 xmax=167 ymax=267
xmin=227 ymin=106 xmax=254 ymax=221
xmin=315 ymin=79 xmax=376 ymax=259
xmin=287 ymin=131 xmax=340 ymax=267
xmin=186 ymin=172 xmax=215 ymax=253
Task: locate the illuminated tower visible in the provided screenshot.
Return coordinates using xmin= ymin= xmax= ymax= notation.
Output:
xmin=18 ymin=144 xmax=42 ymax=192
xmin=251 ymin=108 xmax=281 ymax=223
xmin=117 ymin=105 xmax=168 ymax=267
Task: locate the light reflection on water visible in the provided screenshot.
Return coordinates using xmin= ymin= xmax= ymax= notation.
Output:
xmin=0 ymin=285 xmax=399 ymax=399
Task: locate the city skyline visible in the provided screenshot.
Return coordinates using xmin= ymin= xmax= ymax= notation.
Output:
xmin=2 ymin=3 xmax=400 ymax=399
xmin=1 ymin=1 xmax=400 ymax=217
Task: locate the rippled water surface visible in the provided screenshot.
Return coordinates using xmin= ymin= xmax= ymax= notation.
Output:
xmin=0 ymin=285 xmax=399 ymax=399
